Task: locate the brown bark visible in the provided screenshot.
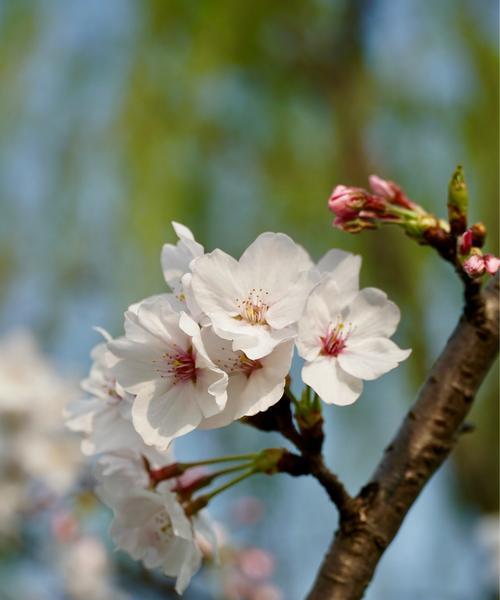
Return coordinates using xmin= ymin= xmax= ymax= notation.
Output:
xmin=307 ymin=275 xmax=499 ymax=600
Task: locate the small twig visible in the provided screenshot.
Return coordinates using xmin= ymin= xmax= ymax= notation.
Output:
xmin=243 ymin=392 xmax=354 ymax=515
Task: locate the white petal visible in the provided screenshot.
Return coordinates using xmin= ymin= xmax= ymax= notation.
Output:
xmin=316 ymin=249 xmax=361 ymax=294
xmin=92 ymin=326 xmax=113 ymax=342
xmin=171 ymin=221 xmax=195 ymax=241
xmin=132 ymin=384 xmax=202 ymax=450
xmin=178 ymin=311 xmax=200 ymax=338
xmin=194 ymin=367 xmax=227 ymax=418
xmin=302 ymin=357 xmax=362 ymax=406
xmin=266 ymin=270 xmax=315 ymax=329
xmin=296 ymin=285 xmax=333 ymax=361
xmin=161 ymin=222 xmax=204 ymax=290
xmin=137 ymin=297 xmax=189 ymax=348
xmin=239 ymin=232 xmax=313 ymax=299
xmin=343 ymin=287 xmax=402 ymax=339
xmin=108 ymin=339 xmax=165 ymax=394
xmin=173 ymin=542 xmax=202 ymax=594
xmin=232 ymin=325 xmax=295 ymax=360
xmin=191 ymin=249 xmax=244 ymax=315
xmin=338 ymin=337 xmax=411 ymax=381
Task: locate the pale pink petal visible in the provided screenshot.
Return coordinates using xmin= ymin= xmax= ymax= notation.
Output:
xmin=191 ymin=249 xmax=244 ymax=315
xmin=302 ymin=357 xmax=362 ymax=406
xmin=161 ymin=222 xmax=204 ymax=290
xmin=239 ymin=232 xmax=313 ymax=297
xmin=194 ymin=368 xmax=227 ymax=418
xmin=266 ymin=270 xmax=315 ymax=329
xmin=339 ymin=337 xmax=411 ymax=381
xmin=316 ymin=249 xmax=361 ymax=294
xmin=132 ymin=384 xmax=202 ymax=450
xmin=343 ymin=287 xmax=401 ymax=339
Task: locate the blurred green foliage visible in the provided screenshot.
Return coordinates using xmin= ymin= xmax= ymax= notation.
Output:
xmin=0 ymin=0 xmax=497 ymax=513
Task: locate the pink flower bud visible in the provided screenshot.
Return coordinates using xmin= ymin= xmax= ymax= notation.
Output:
xmin=463 ymin=254 xmax=486 ymax=277
xmin=328 ymin=185 xmax=389 ymax=232
xmin=328 ymin=185 xmax=369 ymax=219
xmin=369 ymin=174 xmax=417 ymax=210
xmin=459 ymin=229 xmax=473 ymax=255
xmin=484 ymin=254 xmax=500 ymax=275
xmin=369 ymin=175 xmax=396 ymax=200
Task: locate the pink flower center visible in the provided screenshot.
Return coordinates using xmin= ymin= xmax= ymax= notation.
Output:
xmin=214 ymin=346 xmax=262 ymax=378
xmin=236 ymin=354 xmax=263 ymax=377
xmin=156 ymin=347 xmax=197 ymax=383
xmin=320 ymin=322 xmax=351 ymax=357
xmin=235 ymin=289 xmax=270 ymax=325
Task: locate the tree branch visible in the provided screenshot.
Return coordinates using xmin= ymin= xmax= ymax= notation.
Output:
xmin=307 ymin=274 xmax=499 ymax=600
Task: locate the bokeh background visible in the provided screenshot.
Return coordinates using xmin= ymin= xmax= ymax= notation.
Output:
xmin=0 ymin=0 xmax=498 ymax=598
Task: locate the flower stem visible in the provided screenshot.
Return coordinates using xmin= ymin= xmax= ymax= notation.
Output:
xmin=180 ymin=453 xmax=258 ymax=469
xmin=173 ymin=462 xmax=255 ymax=496
xmin=207 ymin=463 xmax=255 ymax=480
xmin=198 ymin=468 xmax=256 ymax=503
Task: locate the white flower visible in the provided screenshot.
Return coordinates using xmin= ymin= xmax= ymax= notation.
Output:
xmin=297 ymin=277 xmax=411 ymax=406
xmin=107 ymin=296 xmax=228 ymax=450
xmin=95 ymin=452 xmax=211 ymax=595
xmin=197 ymin=328 xmax=294 ymax=429
xmin=190 ymin=232 xmax=314 ymax=359
xmin=102 ymin=480 xmax=210 ymax=594
xmin=161 ymin=222 xmax=204 ymax=298
xmin=66 ymin=329 xmax=169 ymax=465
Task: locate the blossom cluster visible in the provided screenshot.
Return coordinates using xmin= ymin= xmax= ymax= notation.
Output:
xmin=67 ymin=222 xmax=410 ymax=593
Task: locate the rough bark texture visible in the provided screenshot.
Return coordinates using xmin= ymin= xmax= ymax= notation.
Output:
xmin=307 ymin=275 xmax=499 ymax=600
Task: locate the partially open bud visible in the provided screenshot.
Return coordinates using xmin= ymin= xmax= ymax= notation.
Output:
xmin=328 ymin=184 xmax=390 ymax=232
xmin=328 ymin=185 xmax=377 ymax=219
xmin=368 ymin=174 xmax=418 ymax=211
xmin=463 ymin=252 xmax=499 ymax=278
xmin=463 ymin=254 xmax=485 ymax=277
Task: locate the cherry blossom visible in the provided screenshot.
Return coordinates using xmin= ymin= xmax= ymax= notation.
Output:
xmin=98 ymin=465 xmax=211 ymax=595
xmin=297 ymin=277 xmax=411 ymax=405
xmin=107 ymin=295 xmax=228 ymax=450
xmin=66 ymin=328 xmax=167 ymax=464
xmin=190 ymin=232 xmax=314 ymax=359
xmin=95 ymin=450 xmax=214 ymax=594
xmin=197 ymin=327 xmax=294 ymax=429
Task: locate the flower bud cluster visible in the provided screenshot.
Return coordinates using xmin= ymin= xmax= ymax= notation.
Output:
xmin=328 ymin=175 xmax=431 ymax=236
xmin=458 ymin=228 xmax=499 ymax=279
